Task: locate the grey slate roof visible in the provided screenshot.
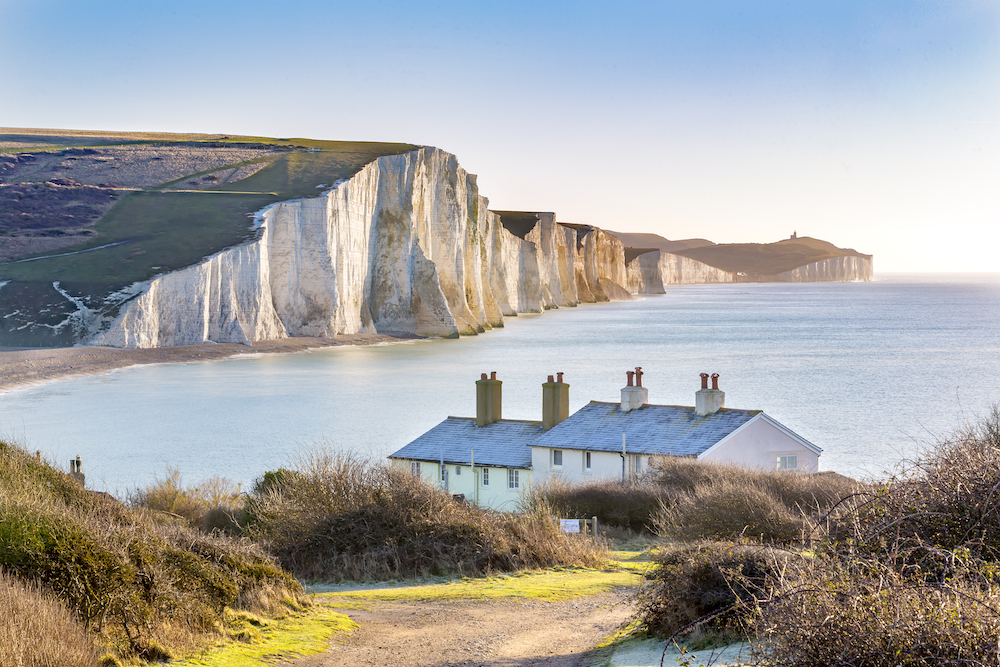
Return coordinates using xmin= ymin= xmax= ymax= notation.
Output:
xmin=389 ymin=417 xmax=541 ymax=469
xmin=532 ymin=401 xmax=762 ymax=457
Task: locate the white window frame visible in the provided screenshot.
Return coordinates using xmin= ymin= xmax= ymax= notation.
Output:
xmin=410 ymin=461 xmax=421 ymax=477
xmin=552 ymin=449 xmax=563 ymax=469
xmin=777 ymin=455 xmax=798 ymax=470
xmin=482 ymin=467 xmax=489 ymax=487
xmin=584 ymin=451 xmax=592 ymax=472
xmin=455 ymin=465 xmax=461 ymax=475
xmin=441 ymin=465 xmax=448 ymax=482
xmin=508 ymin=468 xmax=519 ymax=489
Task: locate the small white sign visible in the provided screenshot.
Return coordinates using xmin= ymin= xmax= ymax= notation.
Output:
xmin=560 ymin=519 xmax=580 ymax=534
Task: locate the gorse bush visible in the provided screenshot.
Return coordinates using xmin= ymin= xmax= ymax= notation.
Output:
xmin=246 ymin=450 xmax=606 ymax=581
xmin=0 ymin=440 xmax=304 ymax=661
xmin=0 ymin=569 xmax=101 ymax=667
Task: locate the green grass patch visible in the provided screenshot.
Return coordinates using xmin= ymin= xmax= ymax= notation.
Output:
xmin=167 ymin=606 xmax=357 ymax=667
xmin=330 ymin=561 xmax=642 ymax=604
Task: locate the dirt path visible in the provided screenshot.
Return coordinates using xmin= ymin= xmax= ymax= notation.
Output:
xmin=291 ymin=591 xmax=630 ymax=667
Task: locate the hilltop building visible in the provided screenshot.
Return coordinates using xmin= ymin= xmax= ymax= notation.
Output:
xmin=388 ymin=370 xmax=821 ymax=510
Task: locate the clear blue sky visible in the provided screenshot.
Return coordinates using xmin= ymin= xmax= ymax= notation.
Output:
xmin=2 ymin=1 xmax=997 ymax=271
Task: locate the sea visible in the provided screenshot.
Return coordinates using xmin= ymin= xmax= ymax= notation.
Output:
xmin=1 ymin=273 xmax=998 ymax=494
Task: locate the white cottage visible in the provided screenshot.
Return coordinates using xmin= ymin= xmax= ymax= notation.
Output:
xmin=389 ymin=370 xmax=822 ymax=509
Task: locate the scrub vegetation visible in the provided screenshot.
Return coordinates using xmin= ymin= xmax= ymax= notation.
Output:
xmin=624 ymin=407 xmax=1000 ymax=665
xmin=242 ymin=451 xmax=606 ymax=581
xmin=0 ymin=439 xmax=306 ymax=665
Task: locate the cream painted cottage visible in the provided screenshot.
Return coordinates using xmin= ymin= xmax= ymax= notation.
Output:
xmin=389 ymin=370 xmax=821 ymax=510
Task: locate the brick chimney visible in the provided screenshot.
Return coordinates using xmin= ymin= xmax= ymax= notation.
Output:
xmin=542 ymin=372 xmax=570 ymax=430
xmin=695 ymin=373 xmax=725 ymax=416
xmin=620 ymin=367 xmax=648 ymax=413
xmin=476 ymin=372 xmax=502 ymax=426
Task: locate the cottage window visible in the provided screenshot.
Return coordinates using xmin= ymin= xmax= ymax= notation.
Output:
xmin=441 ymin=466 xmax=448 ymax=482
xmin=410 ymin=461 xmax=421 ymax=477
xmin=777 ymin=455 xmax=798 ymax=470
xmin=584 ymin=451 xmax=592 ymax=472
xmin=552 ymin=449 xmax=563 ymax=468
xmin=508 ymin=468 xmax=519 ymax=489
xmin=482 ymin=467 xmax=489 ymax=486
xmin=455 ymin=466 xmax=461 ymax=475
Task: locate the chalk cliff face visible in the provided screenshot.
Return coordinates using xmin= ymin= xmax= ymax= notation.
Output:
xmin=626 ymin=250 xmax=735 ymax=294
xmin=775 ymin=255 xmax=873 ymax=282
xmin=95 ymin=149 xmax=631 ymax=348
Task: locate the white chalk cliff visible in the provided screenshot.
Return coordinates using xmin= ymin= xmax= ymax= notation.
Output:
xmin=94 ymin=148 xmax=632 ymax=348
xmin=775 ymin=255 xmax=873 ymax=282
xmin=626 ymin=250 xmax=735 ymax=294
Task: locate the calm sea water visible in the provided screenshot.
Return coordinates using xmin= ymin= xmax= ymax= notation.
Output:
xmin=1 ymin=273 xmax=998 ymax=493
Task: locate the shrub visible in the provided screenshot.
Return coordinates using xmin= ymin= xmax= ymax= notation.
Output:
xmin=631 ymin=541 xmax=793 ymax=645
xmin=653 ymin=478 xmax=809 ymax=543
xmin=131 ymin=467 xmax=242 ymax=532
xmin=0 ymin=569 xmax=101 ymax=667
xmin=522 ymin=477 xmax=671 ymax=533
xmin=246 ymin=450 xmax=606 ymax=581
xmin=846 ymin=406 xmax=1000 ymax=569
xmin=753 ymin=555 xmax=1000 ymax=667
xmin=0 ymin=440 xmax=304 ymax=661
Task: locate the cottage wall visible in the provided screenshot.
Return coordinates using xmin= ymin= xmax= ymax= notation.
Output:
xmin=699 ymin=417 xmax=819 ymax=472
xmin=531 ymin=446 xmax=645 ymax=484
xmin=390 ymin=459 xmax=528 ymax=510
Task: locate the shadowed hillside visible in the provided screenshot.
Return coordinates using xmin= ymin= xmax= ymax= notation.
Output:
xmin=673 ymin=236 xmax=870 ymax=276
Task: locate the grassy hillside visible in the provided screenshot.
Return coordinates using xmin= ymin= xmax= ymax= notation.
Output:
xmin=673 ymin=236 xmax=870 ymax=275
xmin=0 ymin=439 xmax=306 ymax=664
xmin=0 ymin=129 xmax=417 ymax=346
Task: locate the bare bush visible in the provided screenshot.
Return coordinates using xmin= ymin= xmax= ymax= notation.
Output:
xmin=246 ymin=450 xmax=606 ymax=581
xmin=754 ymin=555 xmax=1000 ymax=666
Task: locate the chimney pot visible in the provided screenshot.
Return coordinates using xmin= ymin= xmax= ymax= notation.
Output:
xmin=556 ymin=372 xmax=564 ymax=383
xmin=635 ymin=367 xmax=643 ymax=388
xmin=481 ymin=373 xmax=488 ymax=380
xmin=626 ymin=371 xmax=635 ymax=387
xmin=542 ymin=373 xmax=570 ymax=430
xmin=490 ymin=371 xmax=497 ymax=380
xmin=711 ymin=373 xmax=720 ymax=390
xmin=547 ymin=375 xmax=555 ymax=383
xmin=700 ymin=373 xmax=709 ymax=390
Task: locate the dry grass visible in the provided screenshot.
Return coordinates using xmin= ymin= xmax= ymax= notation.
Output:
xmin=245 ymin=450 xmax=607 ymax=581
xmin=131 ymin=467 xmax=242 ymax=532
xmin=650 ymin=457 xmax=861 ymax=543
xmin=0 ymin=569 xmax=101 ymax=667
xmin=0 ymin=439 xmax=304 ymax=661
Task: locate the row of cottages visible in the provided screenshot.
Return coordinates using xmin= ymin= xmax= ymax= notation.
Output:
xmin=388 ymin=369 xmax=822 ymax=510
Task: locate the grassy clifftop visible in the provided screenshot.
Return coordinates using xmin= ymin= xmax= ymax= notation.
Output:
xmin=0 ymin=128 xmax=418 ymax=346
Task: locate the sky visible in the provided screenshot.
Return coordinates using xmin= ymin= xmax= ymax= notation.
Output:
xmin=1 ymin=1 xmax=998 ymax=272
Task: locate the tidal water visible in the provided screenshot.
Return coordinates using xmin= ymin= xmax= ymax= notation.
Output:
xmin=1 ymin=273 xmax=998 ymax=494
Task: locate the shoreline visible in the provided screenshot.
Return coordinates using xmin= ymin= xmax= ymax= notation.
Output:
xmin=0 ymin=333 xmax=424 ymax=394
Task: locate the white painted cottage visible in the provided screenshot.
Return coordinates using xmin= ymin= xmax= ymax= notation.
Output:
xmin=389 ymin=370 xmax=822 ymax=510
